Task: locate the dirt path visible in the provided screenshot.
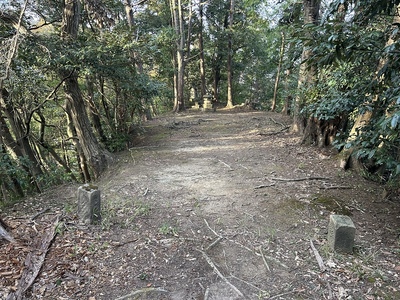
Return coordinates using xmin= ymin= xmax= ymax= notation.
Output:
xmin=1 ymin=110 xmax=400 ymax=299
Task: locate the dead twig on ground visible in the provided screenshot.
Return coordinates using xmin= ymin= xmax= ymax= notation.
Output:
xmin=204 ymin=219 xmax=222 ymax=238
xmin=197 ymin=249 xmax=245 ymax=298
xmin=262 ymin=254 xmax=289 ymax=269
xmin=310 ymin=239 xmax=326 ymax=272
xmin=258 ymin=126 xmax=290 ymax=136
xmin=271 ymin=176 xmax=330 ymax=182
xmin=218 ymin=159 xmax=233 ymax=170
xmin=254 ymin=183 xmax=275 ymax=189
xmin=114 ymin=287 xmax=168 ymax=300
xmin=319 ymin=185 xmax=352 ymax=190
xmin=269 ymin=117 xmax=287 ymax=128
xmin=205 ymin=236 xmax=223 ymax=251
xmin=258 ymin=246 xmax=271 ymax=272
xmin=31 ymin=208 xmax=50 ymax=221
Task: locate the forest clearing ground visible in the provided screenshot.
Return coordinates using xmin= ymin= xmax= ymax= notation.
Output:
xmin=1 ymin=110 xmax=400 ymax=300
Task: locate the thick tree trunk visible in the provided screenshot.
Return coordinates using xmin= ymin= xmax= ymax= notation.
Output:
xmin=62 ymin=71 xmax=109 ymax=179
xmin=60 ymin=0 xmax=110 ymax=179
xmin=293 ymin=0 xmax=321 ymax=133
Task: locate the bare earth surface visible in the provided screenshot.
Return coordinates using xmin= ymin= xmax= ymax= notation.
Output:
xmin=1 ymin=110 xmax=400 ymax=300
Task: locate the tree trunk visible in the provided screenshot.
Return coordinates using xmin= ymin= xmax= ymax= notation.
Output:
xmin=293 ymin=0 xmax=321 ymax=133
xmin=65 ymin=102 xmax=91 ymax=182
xmin=60 ymin=0 xmax=110 ymax=179
xmin=171 ymin=0 xmax=186 ymax=112
xmin=272 ymin=32 xmax=285 ymax=112
xmin=340 ymin=4 xmax=400 ymax=169
xmin=198 ymin=1 xmax=206 ymax=99
xmin=0 ymin=88 xmax=42 ymax=192
xmin=86 ymin=75 xmax=107 ymax=143
xmin=212 ymin=9 xmax=229 ymax=104
xmin=226 ymin=0 xmax=234 ymax=108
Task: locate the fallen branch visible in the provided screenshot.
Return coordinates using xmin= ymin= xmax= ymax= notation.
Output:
xmin=269 ymin=117 xmax=287 ymax=128
xmin=271 ymin=176 xmax=330 ymax=182
xmin=204 ymin=287 xmax=210 ymax=300
xmin=254 ymin=183 xmax=275 ymax=189
xmin=114 ymin=287 xmax=168 ymax=300
xmin=7 ymin=215 xmax=60 ymax=300
xmin=204 ymin=219 xmax=222 ymax=238
xmin=319 ymin=185 xmax=352 ymax=190
xmin=310 ymin=239 xmax=326 ymax=272
xmin=197 ymin=249 xmax=244 ymax=298
xmin=258 ymin=126 xmax=290 ymax=136
xmin=218 ymin=159 xmax=232 ymax=170
xmin=31 ymin=208 xmax=50 ymax=221
xmin=262 ymin=254 xmax=289 ymax=269
xmin=205 ymin=236 xmax=223 ymax=252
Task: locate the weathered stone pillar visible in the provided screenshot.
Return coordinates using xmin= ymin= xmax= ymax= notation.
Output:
xmin=202 ymin=94 xmax=214 ymax=112
xmin=77 ymin=184 xmax=101 ymax=224
xmin=328 ymin=214 xmax=355 ymax=253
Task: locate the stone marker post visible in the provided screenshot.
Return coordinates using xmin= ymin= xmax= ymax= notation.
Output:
xmin=202 ymin=94 xmax=214 ymax=112
xmin=77 ymin=184 xmax=101 ymax=224
xmin=328 ymin=214 xmax=355 ymax=253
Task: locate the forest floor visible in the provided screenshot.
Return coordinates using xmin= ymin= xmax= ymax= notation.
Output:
xmin=1 ymin=109 xmax=400 ymax=300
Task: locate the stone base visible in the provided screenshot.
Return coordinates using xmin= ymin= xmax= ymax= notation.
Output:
xmin=328 ymin=214 xmax=355 ymax=253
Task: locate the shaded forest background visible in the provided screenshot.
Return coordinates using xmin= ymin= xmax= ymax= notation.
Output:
xmin=1 ymin=0 xmax=400 ymax=202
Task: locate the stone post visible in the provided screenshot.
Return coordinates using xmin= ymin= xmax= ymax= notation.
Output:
xmin=77 ymin=184 xmax=101 ymax=224
xmin=202 ymin=94 xmax=214 ymax=112
xmin=328 ymin=214 xmax=355 ymax=253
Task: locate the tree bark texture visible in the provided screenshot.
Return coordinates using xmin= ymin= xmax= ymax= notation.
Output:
xmin=60 ymin=0 xmax=110 ymax=179
xmin=293 ymin=0 xmax=321 ymax=133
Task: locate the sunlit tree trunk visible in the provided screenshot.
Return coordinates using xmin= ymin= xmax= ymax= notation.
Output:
xmin=272 ymin=32 xmax=285 ymax=112
xmin=226 ymin=0 xmax=234 ymax=108
xmin=198 ymin=0 xmax=206 ymax=98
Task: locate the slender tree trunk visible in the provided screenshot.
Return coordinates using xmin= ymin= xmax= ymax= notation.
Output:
xmin=198 ymin=1 xmax=206 ymax=98
xmin=212 ymin=7 xmax=229 ymax=104
xmin=293 ymin=0 xmax=321 ymax=133
xmin=226 ymin=0 xmax=234 ymax=108
xmin=272 ymin=32 xmax=285 ymax=112
xmin=86 ymin=75 xmax=107 ymax=143
xmin=0 ymin=127 xmax=24 ymax=198
xmin=0 ymin=89 xmax=42 ymax=192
